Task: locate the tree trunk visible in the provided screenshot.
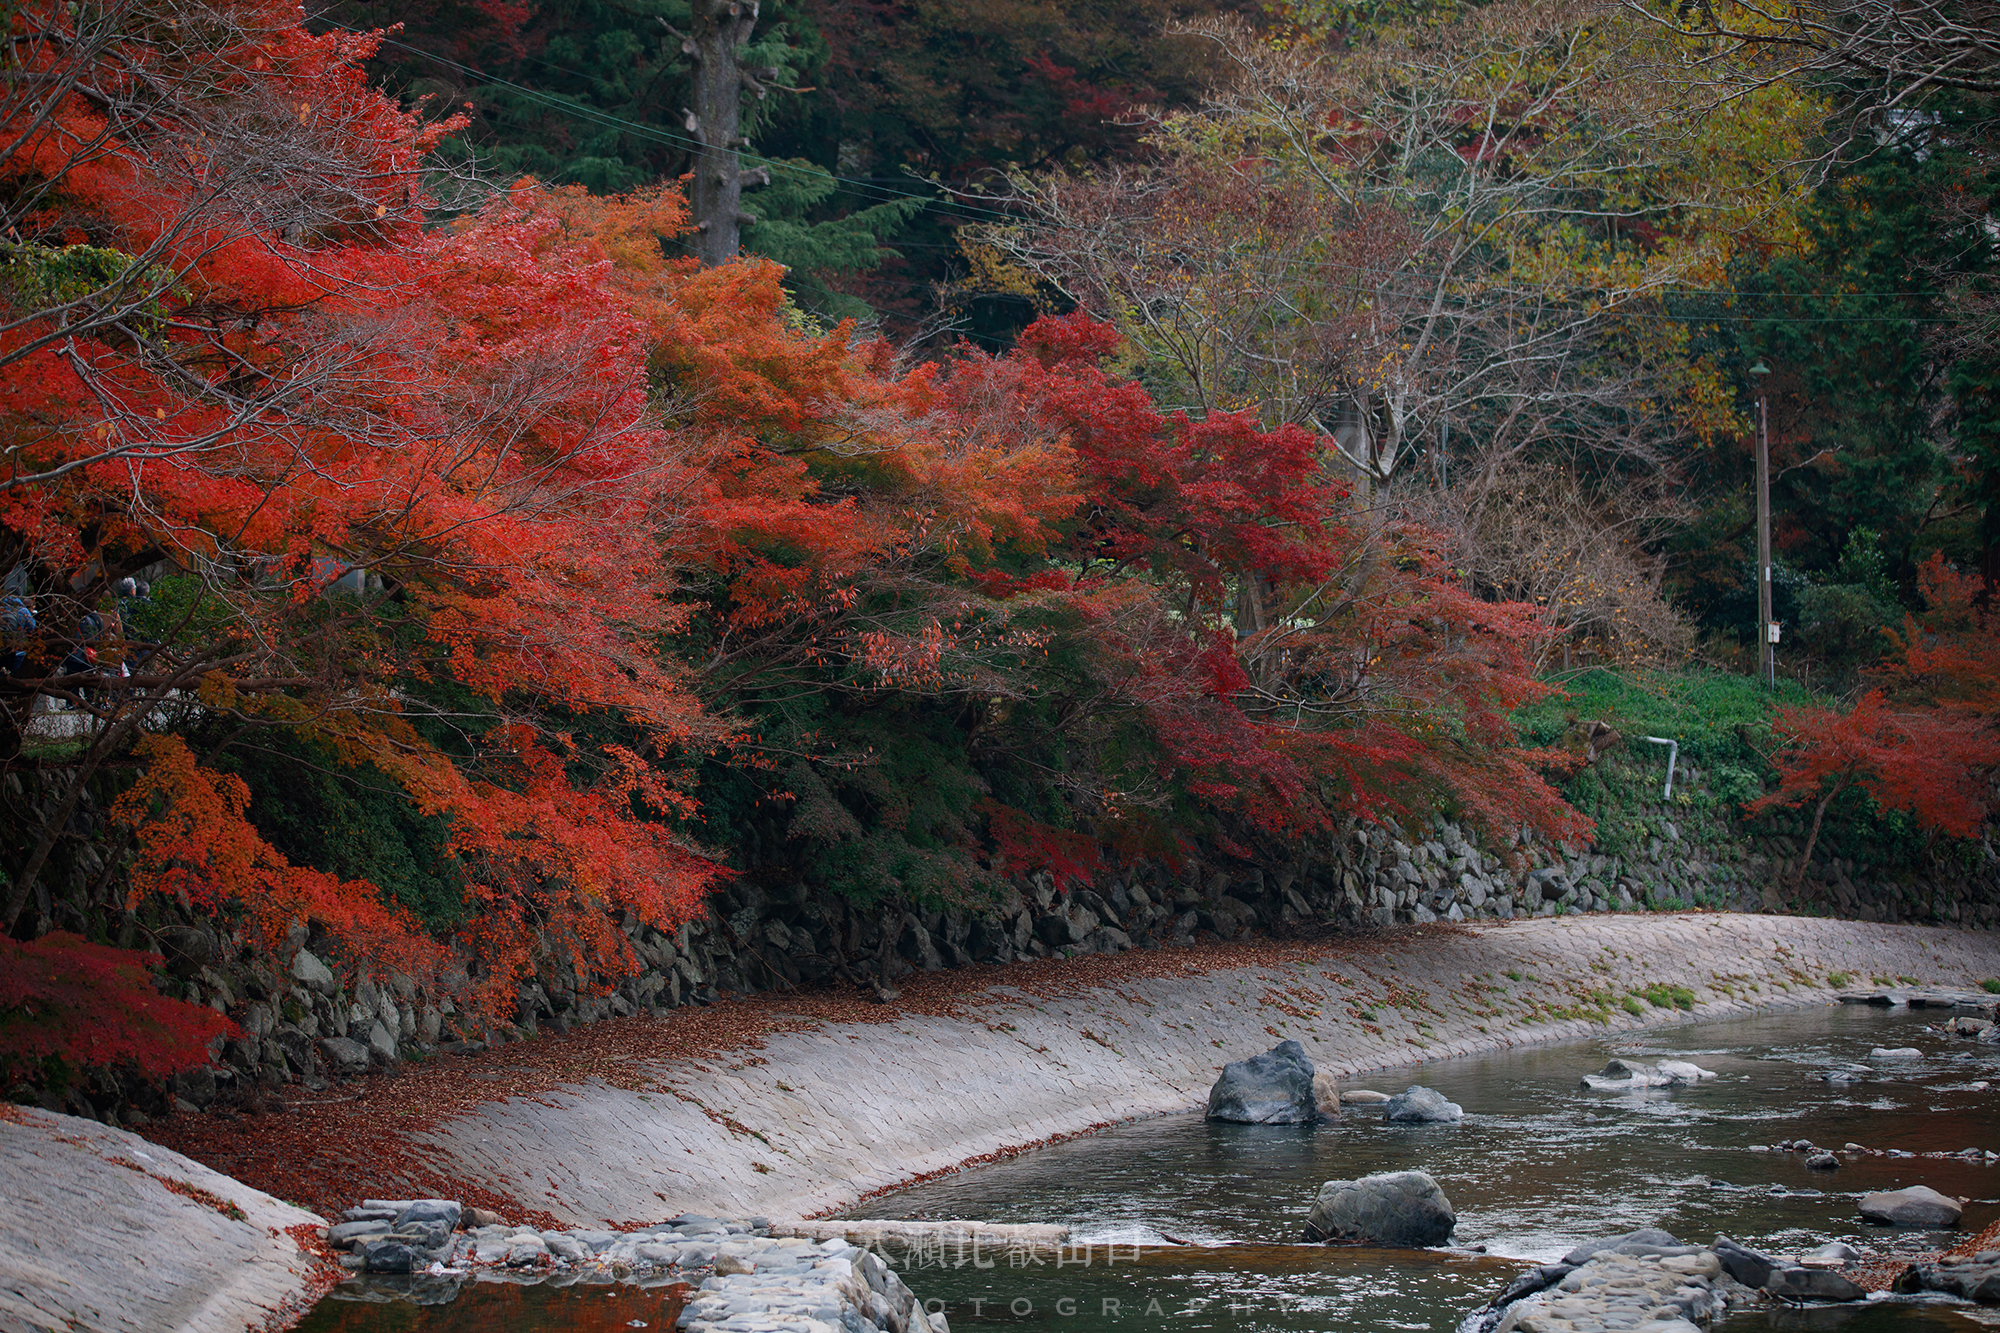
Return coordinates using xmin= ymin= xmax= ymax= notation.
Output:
xmin=1794 ymin=773 xmax=1849 ymax=892
xmin=676 ymin=1 xmax=762 ymax=267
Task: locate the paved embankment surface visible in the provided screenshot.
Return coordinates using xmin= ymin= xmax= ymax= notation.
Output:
xmin=0 ymin=1106 xmax=330 ymax=1333
xmin=408 ymin=914 xmax=2000 ymax=1226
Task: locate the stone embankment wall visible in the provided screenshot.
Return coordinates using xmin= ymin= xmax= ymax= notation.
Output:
xmin=15 ymin=745 xmax=1997 ymax=1126
xmin=404 ymin=914 xmax=1997 ymax=1225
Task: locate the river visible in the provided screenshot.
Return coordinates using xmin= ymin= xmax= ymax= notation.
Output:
xmin=300 ymin=1003 xmax=2000 ymax=1331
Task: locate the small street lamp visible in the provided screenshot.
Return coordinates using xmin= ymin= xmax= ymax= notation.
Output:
xmin=1749 ymin=359 xmax=1775 ymax=688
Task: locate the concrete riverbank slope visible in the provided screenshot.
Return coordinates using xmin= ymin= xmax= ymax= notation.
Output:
xmin=410 ymin=913 xmax=2000 ymax=1226
xmin=0 ymin=1106 xmax=328 ymax=1332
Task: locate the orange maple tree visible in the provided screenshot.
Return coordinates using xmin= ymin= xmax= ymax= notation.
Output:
xmin=1750 ymin=556 xmax=2000 ymax=878
xmin=0 ymin=0 xmax=726 ymax=1029
xmin=2 ymin=0 xmax=1596 ymax=1088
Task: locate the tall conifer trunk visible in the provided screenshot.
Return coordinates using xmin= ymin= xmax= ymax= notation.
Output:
xmin=677 ymin=1 xmax=761 ymax=266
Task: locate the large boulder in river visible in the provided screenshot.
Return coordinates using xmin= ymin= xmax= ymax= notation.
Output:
xmin=1205 ymin=1040 xmax=1318 ymax=1123
xmin=1859 ymin=1185 xmax=1962 ymax=1227
xmin=1304 ymin=1171 xmax=1455 ymax=1246
xmin=1382 ymin=1085 xmax=1463 ymax=1123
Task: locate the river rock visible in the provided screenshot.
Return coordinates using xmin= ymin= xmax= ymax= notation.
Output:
xmin=1581 ymin=1059 xmax=1716 ymax=1090
xmin=1805 ymin=1151 xmax=1841 ymax=1170
xmin=1712 ymin=1235 xmax=1775 ymax=1287
xmin=360 ymin=1238 xmax=420 ymax=1273
xmin=1382 ymin=1085 xmax=1463 ymax=1123
xmin=1313 ymin=1071 xmax=1341 ymax=1118
xmin=1870 ymin=1046 xmax=1922 ymax=1059
xmin=1341 ymin=1089 xmax=1391 ymax=1104
xmin=1654 ymin=1060 xmax=1717 ymax=1084
xmin=1304 ymin=1170 xmax=1455 ymax=1246
xmin=395 ymin=1199 xmax=462 ymax=1230
xmin=1860 ymin=1185 xmax=1962 ymax=1226
xmin=326 ymin=1220 xmax=392 ymax=1249
xmin=1767 ymin=1266 xmax=1865 ymax=1301
xmin=1205 ymin=1040 xmax=1319 ymax=1123
xmin=1561 ymin=1229 xmax=1692 ymax=1265
xmin=1895 ymin=1258 xmax=2000 ymax=1302
xmin=1804 ymin=1241 xmax=1860 ymax=1265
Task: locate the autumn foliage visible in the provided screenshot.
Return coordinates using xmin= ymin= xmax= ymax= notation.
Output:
xmin=1750 ymin=556 xmax=2000 ymax=876
xmin=0 ymin=933 xmax=236 ymax=1082
xmin=0 ymin=0 xmax=1586 ymax=1081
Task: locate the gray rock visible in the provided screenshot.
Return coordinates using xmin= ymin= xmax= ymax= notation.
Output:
xmin=1767 ymin=1266 xmax=1866 ymax=1301
xmin=1304 ymin=1170 xmax=1455 ymax=1247
xmin=1896 ymin=1259 xmax=2000 ymax=1302
xmin=1805 ymin=1150 xmax=1841 ymax=1170
xmin=1205 ymin=1040 xmax=1318 ymax=1124
xmin=366 ymin=1020 xmax=399 ymax=1064
xmin=361 ymin=1239 xmax=419 ymax=1273
xmin=319 ymin=1036 xmax=369 ymax=1076
xmin=169 ymin=1066 xmax=217 ymax=1110
xmin=1712 ymin=1234 xmax=1775 ymax=1287
xmin=1382 ymin=1085 xmax=1463 ymax=1123
xmin=1562 ymin=1229 xmax=1688 ymax=1265
xmin=546 ymin=1235 xmax=591 ymax=1262
xmin=1340 ymin=1089 xmax=1391 ymax=1105
xmin=1859 ymin=1184 xmax=1962 ymax=1226
xmin=292 ymin=948 xmax=337 ymax=994
xmin=504 ymin=1234 xmax=550 ymax=1266
xmin=327 ymin=1220 xmax=392 ymax=1249
xmin=395 ymin=1200 xmax=462 ymax=1231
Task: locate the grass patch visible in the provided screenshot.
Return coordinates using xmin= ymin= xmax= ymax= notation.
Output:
xmin=1827 ymin=972 xmax=1850 ymax=988
xmin=1982 ymin=979 xmax=2000 ymax=995
xmin=1622 ymin=995 xmax=1646 ymax=1016
xmin=1638 ymin=983 xmax=1697 ymax=1010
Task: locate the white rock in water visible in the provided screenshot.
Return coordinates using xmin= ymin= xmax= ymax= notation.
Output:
xmin=1580 ymin=1057 xmax=1712 ymax=1090
xmin=1869 ymin=1047 xmax=1922 ymax=1059
xmin=1582 ymin=1071 xmax=1669 ymax=1090
xmin=1655 ymin=1060 xmax=1718 ymax=1084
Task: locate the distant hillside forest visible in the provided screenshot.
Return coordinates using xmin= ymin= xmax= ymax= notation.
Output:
xmin=0 ymin=0 xmax=1995 ymax=1081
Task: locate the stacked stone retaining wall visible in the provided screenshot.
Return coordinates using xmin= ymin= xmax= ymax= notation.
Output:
xmin=17 ymin=745 xmax=1999 ymax=1126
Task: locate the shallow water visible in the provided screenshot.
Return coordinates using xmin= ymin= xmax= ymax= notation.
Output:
xmin=301 ymin=1004 xmax=2000 ymax=1331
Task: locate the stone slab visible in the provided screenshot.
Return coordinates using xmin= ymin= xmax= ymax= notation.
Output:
xmin=0 ymin=1107 xmax=328 ymax=1333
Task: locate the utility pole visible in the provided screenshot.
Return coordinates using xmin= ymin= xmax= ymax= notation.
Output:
xmin=1750 ymin=360 xmax=1775 ymax=687
xmin=664 ymin=2 xmax=773 ymax=266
